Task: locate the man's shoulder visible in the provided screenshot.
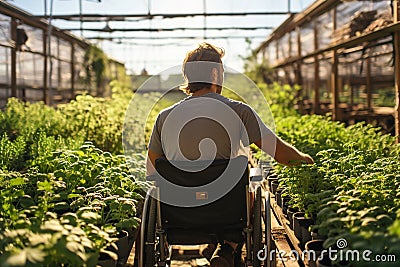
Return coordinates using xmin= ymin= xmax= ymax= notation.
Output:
xmin=157 ymin=100 xmax=182 ymax=118
xmin=205 ymin=93 xmax=251 ymax=109
xmin=157 ymin=96 xmax=196 ymax=121
xmin=218 ymin=94 xmax=253 ymax=113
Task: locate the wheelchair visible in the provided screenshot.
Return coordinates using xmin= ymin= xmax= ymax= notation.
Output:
xmin=139 ymin=156 xmax=272 ymax=267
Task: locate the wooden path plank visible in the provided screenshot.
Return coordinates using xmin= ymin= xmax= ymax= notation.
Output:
xmin=269 ymin=193 xmax=302 ymax=267
xmin=270 ymin=195 xmax=307 ymax=267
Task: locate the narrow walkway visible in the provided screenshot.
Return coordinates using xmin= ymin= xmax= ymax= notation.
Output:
xmin=123 ymin=209 xmax=304 ymax=266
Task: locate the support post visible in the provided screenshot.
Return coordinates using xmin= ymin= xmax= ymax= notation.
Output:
xmin=71 ymin=42 xmax=75 ymax=100
xmin=313 ymin=22 xmax=320 ymax=114
xmin=394 ymin=0 xmax=400 ymax=143
xmin=43 ymin=30 xmax=48 ymax=104
xmin=366 ymin=53 xmax=372 ymax=112
xmin=348 ymin=65 xmax=353 ymax=108
xmin=296 ymin=26 xmax=304 ymax=113
xmin=331 ymin=7 xmax=340 ymax=120
xmin=11 ymin=18 xmax=17 ymax=98
xmin=296 ymin=26 xmax=303 ymax=86
xmin=332 ymin=49 xmax=339 ymax=120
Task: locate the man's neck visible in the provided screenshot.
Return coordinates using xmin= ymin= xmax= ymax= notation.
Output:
xmin=192 ymin=88 xmax=214 ymax=96
xmin=192 ymin=84 xmax=220 ymax=96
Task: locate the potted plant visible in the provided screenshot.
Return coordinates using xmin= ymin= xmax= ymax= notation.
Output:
xmin=305 ymin=239 xmax=325 ymax=267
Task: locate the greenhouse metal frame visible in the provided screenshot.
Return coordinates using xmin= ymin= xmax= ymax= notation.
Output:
xmin=256 ymin=0 xmax=400 ymax=142
xmin=0 ymin=1 xmax=125 ymax=108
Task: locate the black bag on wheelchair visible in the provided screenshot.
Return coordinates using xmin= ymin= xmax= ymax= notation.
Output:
xmin=153 ymin=156 xmax=249 ymax=244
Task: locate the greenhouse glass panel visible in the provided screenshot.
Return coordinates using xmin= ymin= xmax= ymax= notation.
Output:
xmin=73 ymin=44 xmax=86 ymax=67
xmin=74 ymin=62 xmax=86 ymax=92
xmin=369 ymin=40 xmax=394 ymax=107
xmin=50 ymin=36 xmax=58 ymax=58
xmin=20 ymin=25 xmax=42 ymax=53
xmin=47 ymin=58 xmax=59 ymax=88
xmin=262 ymin=46 xmax=269 ymax=63
xmin=0 ymin=44 xmax=10 ymax=107
xmin=268 ymin=41 xmax=278 ymax=66
xmin=59 ymin=61 xmax=71 ymax=89
xmin=73 ymin=45 xmax=87 ymax=91
xmin=287 ymin=31 xmax=294 ymax=58
xmin=274 ymin=39 xmax=285 ymax=64
xmin=16 ymin=52 xmax=44 ymax=87
xmin=279 ymin=34 xmax=290 ymax=59
xmin=302 ymin=58 xmax=314 ymax=81
xmin=341 ymin=51 xmax=365 ymax=106
xmin=16 ymin=52 xmax=34 ymax=86
xmin=369 ymin=36 xmax=393 ymax=77
xmin=268 ymin=41 xmax=277 ymax=66
xmin=280 ymin=65 xmax=294 ymax=85
xmin=0 ymin=46 xmax=10 ymax=86
xmin=302 ymin=58 xmax=315 ymax=99
xmin=300 ymin=23 xmax=314 ymax=56
xmin=0 ymin=14 xmax=11 ymax=47
xmin=319 ymin=58 xmax=331 ymax=102
xmin=317 ymin=11 xmax=333 ymax=48
xmin=338 ymin=54 xmax=352 ymax=104
xmin=59 ymin=39 xmax=71 ymax=61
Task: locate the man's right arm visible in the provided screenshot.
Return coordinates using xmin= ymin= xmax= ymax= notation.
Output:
xmin=254 ymin=135 xmax=314 ymax=166
xmin=241 ymin=105 xmax=313 ymax=166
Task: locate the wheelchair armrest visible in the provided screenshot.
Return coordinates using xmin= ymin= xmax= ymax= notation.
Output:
xmin=250 ymin=167 xmax=264 ymax=182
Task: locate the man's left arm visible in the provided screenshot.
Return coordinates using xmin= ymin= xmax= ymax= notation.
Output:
xmin=147 ymin=114 xmax=165 ymax=176
xmin=146 ymin=149 xmax=163 ymax=176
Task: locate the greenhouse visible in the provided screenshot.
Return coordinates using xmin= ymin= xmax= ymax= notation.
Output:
xmin=256 ymin=0 xmax=400 ymax=140
xmin=0 ymin=1 xmax=126 ymax=107
xmin=1 ymin=0 xmax=400 ymax=267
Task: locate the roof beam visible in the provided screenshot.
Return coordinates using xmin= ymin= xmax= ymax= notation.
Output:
xmin=35 ymin=11 xmax=294 ymax=22
xmin=86 ymin=35 xmax=268 ymax=40
xmin=62 ymin=26 xmax=274 ymax=32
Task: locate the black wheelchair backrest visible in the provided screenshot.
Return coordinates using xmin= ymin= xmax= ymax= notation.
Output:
xmin=154 ymin=156 xmax=249 ymax=230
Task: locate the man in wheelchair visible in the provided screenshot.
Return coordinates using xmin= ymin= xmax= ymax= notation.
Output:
xmin=144 ymin=42 xmax=314 ymax=267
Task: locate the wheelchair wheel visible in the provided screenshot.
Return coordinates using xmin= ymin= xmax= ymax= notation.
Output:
xmin=141 ymin=187 xmax=157 ymax=267
xmin=253 ymin=186 xmax=263 ymax=267
xmin=264 ymin=193 xmax=273 ymax=267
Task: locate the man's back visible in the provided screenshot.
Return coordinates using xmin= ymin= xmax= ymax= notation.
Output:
xmin=149 ymin=92 xmax=265 ymax=161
